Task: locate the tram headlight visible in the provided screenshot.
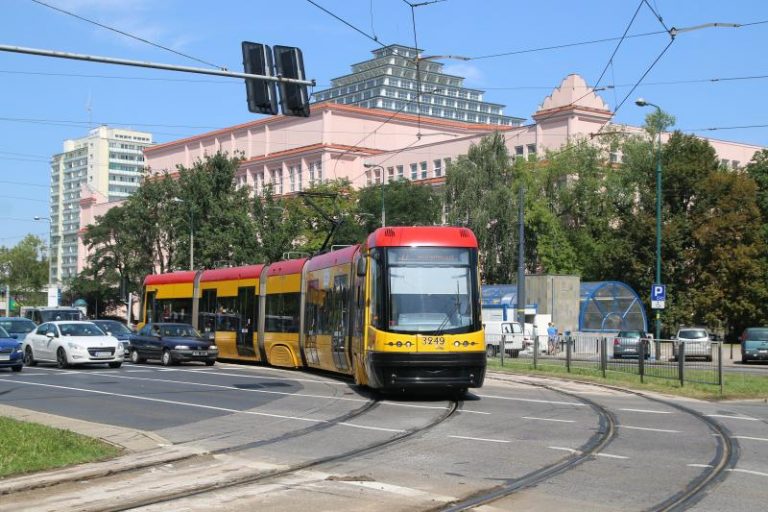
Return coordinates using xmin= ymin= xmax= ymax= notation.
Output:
xmin=396 ymin=341 xmax=403 ymax=347
xmin=463 ymin=341 xmax=469 ymax=347
xmin=405 ymin=341 xmax=413 ymax=348
xmin=454 ymin=341 xmax=461 ymax=347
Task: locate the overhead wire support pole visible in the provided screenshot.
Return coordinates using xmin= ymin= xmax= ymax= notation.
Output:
xmin=0 ymin=45 xmax=315 ymax=86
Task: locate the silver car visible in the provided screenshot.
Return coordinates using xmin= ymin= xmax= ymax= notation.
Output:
xmin=672 ymin=327 xmax=712 ymax=361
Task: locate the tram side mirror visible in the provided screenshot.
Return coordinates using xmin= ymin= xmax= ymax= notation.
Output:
xmin=356 ymin=258 xmax=367 ymax=277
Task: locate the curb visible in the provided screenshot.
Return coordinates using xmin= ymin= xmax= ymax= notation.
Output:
xmin=0 ymin=404 xmax=204 ymax=495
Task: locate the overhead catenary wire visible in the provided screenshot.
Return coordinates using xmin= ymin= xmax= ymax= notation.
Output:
xmin=29 ymin=0 xmax=225 ymax=70
xmin=305 ymin=0 xmax=387 ymax=48
xmin=593 ymin=0 xmax=645 ymax=90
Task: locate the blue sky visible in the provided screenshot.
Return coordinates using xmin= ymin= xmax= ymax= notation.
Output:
xmin=1 ymin=0 xmax=767 ymax=249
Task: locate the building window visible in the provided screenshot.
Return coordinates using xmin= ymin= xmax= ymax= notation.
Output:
xmin=387 ymin=167 xmax=394 ymax=181
xmin=527 ymin=144 xmax=537 ymax=155
xmin=288 ymin=166 xmax=296 ymax=193
xmin=366 ymin=170 xmax=372 ymax=186
xmin=397 ymin=165 xmax=404 ymax=180
xmin=433 ymin=159 xmax=442 ymax=177
xmin=515 ymin=146 xmax=524 ymax=156
xmin=410 ymin=163 xmax=418 ymax=180
xmin=420 ymin=161 xmax=427 ymax=179
xmin=374 ymin=168 xmax=381 ymax=184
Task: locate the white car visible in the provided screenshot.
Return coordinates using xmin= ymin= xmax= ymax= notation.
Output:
xmin=22 ymin=321 xmax=123 ymax=369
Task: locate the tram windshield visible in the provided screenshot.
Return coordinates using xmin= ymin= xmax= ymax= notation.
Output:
xmin=384 ymin=247 xmax=478 ymax=334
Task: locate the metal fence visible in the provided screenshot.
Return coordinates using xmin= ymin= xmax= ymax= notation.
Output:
xmin=487 ymin=332 xmax=723 ymax=389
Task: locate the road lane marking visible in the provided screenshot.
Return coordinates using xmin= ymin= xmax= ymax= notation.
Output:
xmin=450 ymin=435 xmax=511 ymax=443
xmin=597 ymin=453 xmax=629 ymax=459
xmin=619 ymin=408 xmax=673 ymax=414
xmin=5 ymin=379 xmax=333 ymax=423
xmin=688 ymin=464 xmax=713 ymax=468
xmin=733 ymin=436 xmax=768 ymax=443
xmin=549 ymin=446 xmax=579 ymax=454
xmin=3 ymin=371 xmax=460 ymax=415
xmin=706 ymin=414 xmax=760 ymax=421
xmin=338 ymin=423 xmax=405 ymax=433
xmin=522 ymin=416 xmax=576 ymax=423
xmin=727 ymin=468 xmax=768 ymax=478
xmin=620 ymin=425 xmax=680 ymax=433
xmin=476 ymin=394 xmax=587 ymax=407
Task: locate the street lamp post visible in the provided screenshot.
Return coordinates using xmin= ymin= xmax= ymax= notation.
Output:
xmin=34 ymin=216 xmax=53 ymax=288
xmin=635 ymin=98 xmax=664 ymax=343
xmin=363 ymin=164 xmax=386 ymax=227
xmin=172 ymin=199 xmax=194 ymax=270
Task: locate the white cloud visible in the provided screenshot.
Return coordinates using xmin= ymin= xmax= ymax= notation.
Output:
xmin=442 ymin=63 xmax=485 ymax=86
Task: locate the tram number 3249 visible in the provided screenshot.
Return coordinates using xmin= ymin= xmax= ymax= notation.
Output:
xmin=421 ymin=336 xmax=446 ymax=346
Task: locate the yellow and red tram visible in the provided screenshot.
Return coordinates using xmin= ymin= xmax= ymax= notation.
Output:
xmin=140 ymin=226 xmax=486 ymax=390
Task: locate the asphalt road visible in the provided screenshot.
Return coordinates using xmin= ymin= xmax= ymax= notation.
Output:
xmin=0 ymin=361 xmax=767 ymax=511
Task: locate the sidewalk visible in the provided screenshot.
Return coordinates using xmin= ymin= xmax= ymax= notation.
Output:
xmin=0 ymin=404 xmax=203 ymax=495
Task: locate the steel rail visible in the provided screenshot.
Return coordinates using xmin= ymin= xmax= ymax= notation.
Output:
xmin=437 ymin=383 xmax=617 ymax=511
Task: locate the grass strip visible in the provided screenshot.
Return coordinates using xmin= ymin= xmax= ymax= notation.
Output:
xmin=487 ymin=359 xmax=768 ymax=400
xmin=0 ymin=416 xmax=121 ymax=478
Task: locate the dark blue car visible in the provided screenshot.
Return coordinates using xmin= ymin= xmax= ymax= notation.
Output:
xmin=129 ymin=322 xmax=218 ymax=366
xmin=0 ymin=317 xmax=37 ymax=342
xmin=0 ymin=325 xmax=23 ymax=372
xmin=92 ymin=319 xmax=133 ymax=358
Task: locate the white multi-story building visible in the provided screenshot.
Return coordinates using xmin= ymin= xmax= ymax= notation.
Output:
xmin=49 ymin=126 xmax=153 ymax=283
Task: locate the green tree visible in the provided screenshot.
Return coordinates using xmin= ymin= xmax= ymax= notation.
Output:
xmin=252 ymin=185 xmax=302 ymax=262
xmin=745 ymin=149 xmax=768 ymax=242
xmin=0 ymin=235 xmax=48 ymax=309
xmin=445 ymin=132 xmax=518 ymax=283
xmin=173 ymin=152 xmax=256 ymax=268
xmin=357 ymin=178 xmax=442 ymax=232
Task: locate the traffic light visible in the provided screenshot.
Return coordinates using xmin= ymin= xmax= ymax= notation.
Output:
xmin=273 ymin=45 xmax=310 ymax=118
xmin=242 ymin=42 xmax=278 ymax=115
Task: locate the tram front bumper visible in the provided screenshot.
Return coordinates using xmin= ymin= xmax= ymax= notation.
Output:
xmin=365 ymin=352 xmax=486 ymax=389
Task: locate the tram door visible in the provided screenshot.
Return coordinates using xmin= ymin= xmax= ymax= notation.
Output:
xmin=331 ymin=274 xmax=350 ymax=371
xmin=237 ymin=286 xmax=257 ymax=357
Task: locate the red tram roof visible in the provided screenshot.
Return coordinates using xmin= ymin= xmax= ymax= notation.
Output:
xmin=200 ymin=264 xmax=265 ymax=282
xmin=367 ymin=226 xmax=478 ymax=249
xmin=265 ymin=258 xmax=307 ymax=277
xmin=144 ymin=271 xmax=197 ymax=286
xmin=305 ymin=245 xmax=360 ymax=272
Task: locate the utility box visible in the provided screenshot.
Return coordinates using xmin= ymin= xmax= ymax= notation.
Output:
xmin=525 ymin=275 xmax=580 ymax=335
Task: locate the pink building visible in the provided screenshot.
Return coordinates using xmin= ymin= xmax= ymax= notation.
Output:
xmin=79 ymin=74 xmax=764 ymax=268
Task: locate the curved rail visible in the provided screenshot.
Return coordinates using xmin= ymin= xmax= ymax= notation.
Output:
xmin=438 ymin=383 xmax=617 ymax=512
xmin=99 ymin=399 xmax=461 ymax=512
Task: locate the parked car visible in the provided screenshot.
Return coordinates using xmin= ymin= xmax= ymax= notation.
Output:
xmin=0 ymin=317 xmax=37 ymax=341
xmin=484 ymin=321 xmax=525 ymax=357
xmin=129 ymin=322 xmax=218 ymax=366
xmin=92 ymin=319 xmax=133 ymax=358
xmin=22 ymin=321 xmax=123 ymax=369
xmin=672 ymin=327 xmax=712 ymax=361
xmin=740 ymin=327 xmax=768 ymax=364
xmin=0 ymin=326 xmax=23 ymax=372
xmin=22 ymin=307 xmax=84 ymax=324
xmin=613 ymin=330 xmax=650 ymax=359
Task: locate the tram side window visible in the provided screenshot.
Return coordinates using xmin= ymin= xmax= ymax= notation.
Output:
xmin=369 ymin=251 xmax=384 ymax=330
xmin=265 ymin=292 xmax=300 ymax=333
xmin=200 ymin=289 xmax=217 ymax=314
xmin=153 ymin=298 xmax=193 ymax=324
xmin=214 ymin=296 xmax=239 ymax=332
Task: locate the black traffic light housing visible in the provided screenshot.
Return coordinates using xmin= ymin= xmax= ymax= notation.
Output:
xmin=273 ymin=45 xmax=310 ymax=118
xmin=242 ymin=42 xmax=310 ymax=117
xmin=242 ymin=42 xmax=278 ymax=115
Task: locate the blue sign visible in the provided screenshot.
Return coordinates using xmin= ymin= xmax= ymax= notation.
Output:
xmin=651 ymin=284 xmax=666 ymax=309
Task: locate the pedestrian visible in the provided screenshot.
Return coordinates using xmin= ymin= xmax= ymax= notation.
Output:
xmin=547 ymin=322 xmax=558 ymax=355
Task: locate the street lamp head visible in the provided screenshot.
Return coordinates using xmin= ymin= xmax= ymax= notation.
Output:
xmin=363 ymin=163 xmax=381 ymax=169
xmin=635 ymin=97 xmax=648 ymax=107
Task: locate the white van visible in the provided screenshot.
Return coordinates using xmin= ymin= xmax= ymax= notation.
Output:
xmin=484 ymin=321 xmax=525 ymax=358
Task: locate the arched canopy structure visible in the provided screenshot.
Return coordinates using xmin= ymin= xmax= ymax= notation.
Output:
xmin=580 ymin=281 xmax=647 ymax=332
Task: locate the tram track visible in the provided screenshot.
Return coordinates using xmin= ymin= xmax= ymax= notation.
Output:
xmin=93 ymin=399 xmax=460 ymax=512
xmin=437 ymin=375 xmax=736 ymax=512
xmin=436 ymin=383 xmax=617 ymax=512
